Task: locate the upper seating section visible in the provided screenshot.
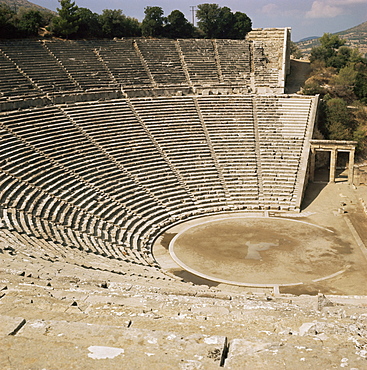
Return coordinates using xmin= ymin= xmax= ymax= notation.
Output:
xmin=92 ymin=40 xmax=152 ymax=88
xmin=178 ymin=39 xmax=220 ymax=86
xmin=0 ymin=40 xmax=81 ymax=95
xmin=0 ymin=29 xmax=288 ymax=104
xmin=136 ymin=39 xmax=187 ymax=86
xmin=45 ymin=40 xmax=115 ymax=91
xmin=0 ymin=51 xmax=43 ymax=101
xmin=215 ymin=40 xmax=251 ymax=86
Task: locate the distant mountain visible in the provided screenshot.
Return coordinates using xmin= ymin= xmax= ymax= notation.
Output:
xmin=297 ymin=21 xmax=367 ymax=58
xmin=298 ymin=36 xmax=319 ymax=43
xmin=0 ymin=0 xmax=54 ymax=13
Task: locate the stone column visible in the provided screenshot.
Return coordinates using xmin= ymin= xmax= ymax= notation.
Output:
xmin=309 ymin=148 xmax=316 ymax=182
xmin=329 ymin=149 xmax=337 ymax=183
xmin=348 ymin=148 xmax=355 ymax=185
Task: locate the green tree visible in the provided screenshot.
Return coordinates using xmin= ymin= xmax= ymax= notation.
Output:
xmin=196 ymin=3 xmax=221 ymax=38
xmin=165 ymin=10 xmax=194 ymax=38
xmin=330 ymin=64 xmax=358 ymax=101
xmin=307 ymin=33 xmax=367 ymax=155
xmin=99 ymin=9 xmax=140 ymax=38
xmin=196 ymin=4 xmax=251 ymax=39
xmin=325 ymin=98 xmax=356 ymax=140
xmin=216 ymin=6 xmax=235 ymax=38
xmin=328 ymin=45 xmax=351 ymax=69
xmin=17 ymin=9 xmax=45 ymax=36
xmin=232 ymin=11 xmax=252 ymax=39
xmin=123 ymin=16 xmax=141 ymax=37
xmin=354 ymin=61 xmax=367 ymax=104
xmin=141 ymin=6 xmax=165 ymax=37
xmin=290 ymin=41 xmax=303 ymax=59
xmin=76 ymin=7 xmax=101 ymax=38
xmin=310 ymin=33 xmax=346 ymax=68
xmin=0 ymin=4 xmax=17 ymax=38
xmin=50 ymin=0 xmax=80 ymax=38
xmin=352 ymin=103 xmax=367 ymax=154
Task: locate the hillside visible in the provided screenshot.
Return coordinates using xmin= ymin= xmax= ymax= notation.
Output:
xmin=0 ymin=0 xmax=54 ymax=13
xmin=297 ymin=21 xmax=367 ymax=58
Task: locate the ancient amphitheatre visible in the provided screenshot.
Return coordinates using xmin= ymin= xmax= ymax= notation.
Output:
xmin=0 ymin=29 xmax=367 ymax=368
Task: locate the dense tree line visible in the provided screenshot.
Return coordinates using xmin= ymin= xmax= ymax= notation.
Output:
xmin=0 ymin=1 xmax=252 ymax=39
xmin=303 ymin=33 xmax=367 ymax=155
xmin=0 ymin=3 xmax=52 ymax=37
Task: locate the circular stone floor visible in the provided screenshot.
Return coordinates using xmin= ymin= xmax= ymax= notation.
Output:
xmin=169 ymin=217 xmax=352 ymax=287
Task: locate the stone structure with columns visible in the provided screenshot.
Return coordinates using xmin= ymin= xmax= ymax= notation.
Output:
xmin=309 ymin=140 xmax=357 ymax=184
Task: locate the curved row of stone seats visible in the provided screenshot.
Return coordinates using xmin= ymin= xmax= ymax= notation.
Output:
xmin=44 ymin=40 xmax=115 ymax=91
xmin=0 ymin=94 xmax=316 ymax=264
xmin=1 ymin=106 xmax=160 ymax=215
xmin=0 ymin=206 xmax=143 ymax=263
xmin=61 ymin=100 xmax=199 ymax=214
xmin=0 ymin=35 xmax=286 ymax=99
xmin=0 ymin=224 xmax=70 ymax=260
xmin=136 ymin=39 xmax=187 ymax=86
xmin=0 ymin=52 xmax=43 ymax=101
xmin=0 ymin=225 xmax=166 ymax=279
xmin=1 ymin=102 xmax=231 ymax=257
xmin=1 ymin=95 xmax=314 ymax=214
xmin=0 ymin=107 xmax=174 ymax=256
xmin=177 ymin=39 xmax=220 ymax=86
xmin=215 ymin=39 xmax=251 ymax=86
xmin=94 ymin=40 xmax=153 ymax=88
xmin=0 ymin=171 xmax=127 ymax=248
xmin=255 ymin=96 xmax=314 ymax=208
xmin=129 ymin=96 xmax=229 ymax=209
xmin=0 ymin=40 xmax=81 ymax=95
xmin=196 ymin=95 xmax=260 ymax=206
xmin=0 ymin=171 xmax=149 ymax=264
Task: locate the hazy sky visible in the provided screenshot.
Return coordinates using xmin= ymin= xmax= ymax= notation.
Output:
xmin=31 ymin=0 xmax=367 ymax=41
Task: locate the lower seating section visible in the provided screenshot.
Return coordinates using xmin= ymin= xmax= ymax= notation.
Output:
xmin=255 ymin=95 xmax=314 ymax=209
xmin=196 ymin=96 xmax=260 ymax=207
xmin=0 ymin=94 xmax=316 ymax=265
xmin=0 ymin=106 xmax=170 ymax=259
xmin=130 ymin=96 xmax=228 ymax=209
xmin=61 ymin=99 xmax=198 ymax=215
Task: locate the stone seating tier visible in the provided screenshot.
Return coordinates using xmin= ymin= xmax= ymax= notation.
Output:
xmin=0 ymin=41 xmax=81 ymax=94
xmin=45 ymin=41 xmax=115 ymax=90
xmin=0 ymin=32 xmax=288 ymax=101
xmin=0 ymin=94 xmax=317 ymax=266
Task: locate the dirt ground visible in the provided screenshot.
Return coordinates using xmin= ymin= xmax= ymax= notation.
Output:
xmin=154 ymin=179 xmax=367 ymax=296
